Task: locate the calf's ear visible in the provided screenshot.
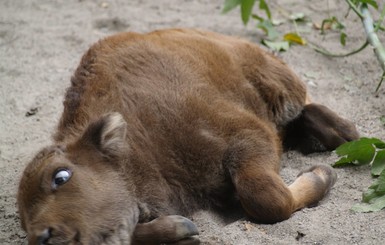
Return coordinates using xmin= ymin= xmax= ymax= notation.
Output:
xmin=80 ymin=112 xmax=128 ymax=158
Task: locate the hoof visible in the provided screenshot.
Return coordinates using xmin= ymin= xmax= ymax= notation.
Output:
xmin=298 ymin=165 xmax=337 ymax=195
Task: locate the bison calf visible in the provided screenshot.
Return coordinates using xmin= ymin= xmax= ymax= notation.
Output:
xmin=18 ymin=28 xmax=359 ymax=244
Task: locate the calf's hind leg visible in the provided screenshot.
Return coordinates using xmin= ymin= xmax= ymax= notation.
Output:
xmin=224 ymin=129 xmax=337 ymax=224
xmin=283 ymin=103 xmax=359 ymax=154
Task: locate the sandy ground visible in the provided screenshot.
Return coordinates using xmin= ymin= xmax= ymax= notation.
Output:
xmin=1 ymin=0 xmax=385 ymax=244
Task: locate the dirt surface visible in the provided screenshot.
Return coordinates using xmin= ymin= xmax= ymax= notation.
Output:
xmin=1 ymin=0 xmax=385 ymax=244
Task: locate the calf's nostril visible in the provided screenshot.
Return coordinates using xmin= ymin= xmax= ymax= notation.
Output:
xmin=37 ymin=228 xmax=51 ymax=245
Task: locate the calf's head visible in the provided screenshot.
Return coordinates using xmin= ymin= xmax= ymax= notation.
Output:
xmin=18 ymin=113 xmax=139 ymax=244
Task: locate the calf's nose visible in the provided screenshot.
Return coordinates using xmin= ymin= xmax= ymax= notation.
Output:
xmin=36 ymin=228 xmax=50 ymax=245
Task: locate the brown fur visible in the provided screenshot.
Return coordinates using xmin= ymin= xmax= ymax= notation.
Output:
xmin=17 ymin=28 xmax=359 ymax=245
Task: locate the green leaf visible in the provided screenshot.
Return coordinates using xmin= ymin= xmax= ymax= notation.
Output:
xmin=262 ymin=40 xmax=289 ymax=52
xmin=353 ymin=170 xmax=385 ymax=212
xmin=360 ymin=195 xmax=385 ymax=212
xmin=241 ymin=0 xmax=256 ymax=25
xmin=351 ymin=197 xmax=385 ymax=212
xmin=334 ymin=144 xmax=373 ymax=165
xmin=283 ymin=33 xmax=307 ymax=45
xmin=259 ymin=0 xmax=271 ymax=20
xmin=374 ymin=141 xmax=385 ymax=149
xmin=362 ymin=185 xmax=379 ymax=203
xmin=257 ymin=19 xmax=280 ymax=40
xmin=359 ymin=0 xmax=378 ymax=9
xmin=376 ymin=169 xmax=385 ymax=192
xmin=336 ymin=137 xmax=385 ymax=212
xmin=353 ymin=177 xmax=385 ymax=212
xmin=340 ymin=32 xmax=347 ymax=46
xmin=222 ymin=0 xmax=241 ymax=13
xmin=371 ymin=150 xmax=385 ymax=176
xmin=351 ymin=202 xmax=378 ymax=212
xmin=333 ymin=156 xmax=355 ymax=167
xmin=334 ymin=138 xmax=384 ymax=166
xmin=251 ymin=14 xmax=263 ymax=22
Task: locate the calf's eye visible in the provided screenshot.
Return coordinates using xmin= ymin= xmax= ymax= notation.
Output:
xmin=52 ymin=169 xmax=72 ymax=189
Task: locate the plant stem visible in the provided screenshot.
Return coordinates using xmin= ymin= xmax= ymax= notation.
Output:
xmin=345 ymin=0 xmax=364 ymax=19
xmin=375 ymin=71 xmax=385 ymax=93
xmin=309 ymin=41 xmax=369 ymax=57
xmin=360 ymin=4 xmax=385 ymax=74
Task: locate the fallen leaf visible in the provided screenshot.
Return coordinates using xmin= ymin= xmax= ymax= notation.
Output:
xmin=283 ymin=33 xmax=307 ymax=45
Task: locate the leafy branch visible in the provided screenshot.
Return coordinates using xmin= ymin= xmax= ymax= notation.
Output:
xmin=334 ymin=138 xmax=385 ymax=212
xmin=222 ymin=0 xmax=385 ymax=89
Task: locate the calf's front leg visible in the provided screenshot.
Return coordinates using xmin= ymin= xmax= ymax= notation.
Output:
xmin=133 ymin=215 xmax=199 ymax=244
